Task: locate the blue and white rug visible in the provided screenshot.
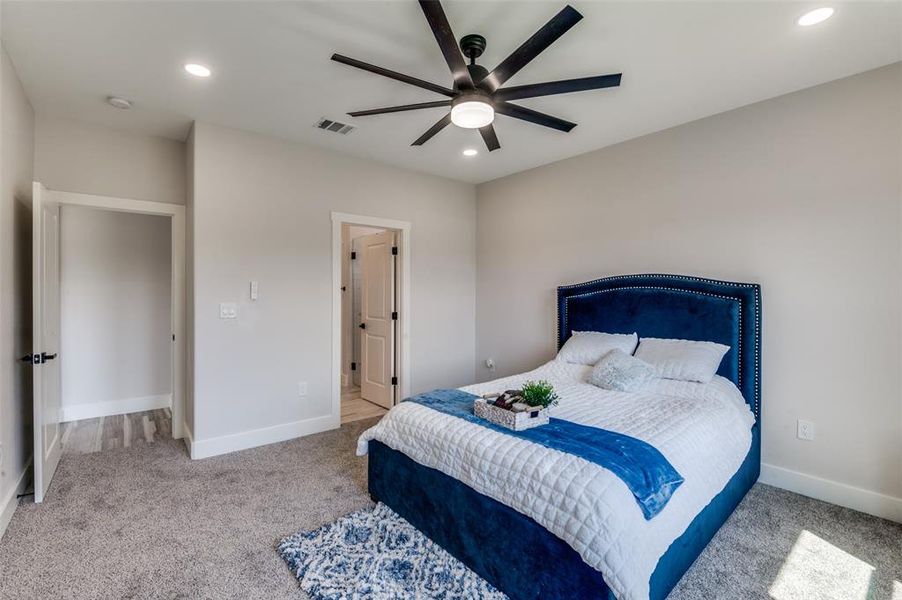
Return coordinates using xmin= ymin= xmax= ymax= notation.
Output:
xmin=278 ymin=503 xmax=507 ymax=600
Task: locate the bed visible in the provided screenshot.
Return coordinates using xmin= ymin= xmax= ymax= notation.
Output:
xmin=360 ymin=274 xmax=761 ymax=600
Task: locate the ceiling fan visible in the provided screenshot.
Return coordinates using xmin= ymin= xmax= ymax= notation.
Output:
xmin=331 ymin=1 xmax=622 ymax=152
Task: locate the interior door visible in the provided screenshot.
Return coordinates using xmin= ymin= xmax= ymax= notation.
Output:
xmin=359 ymin=230 xmax=395 ymax=409
xmin=32 ymin=182 xmax=62 ymax=503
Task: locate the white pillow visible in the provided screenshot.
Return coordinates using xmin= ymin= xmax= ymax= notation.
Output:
xmin=587 ymin=349 xmax=656 ymax=392
xmin=634 ymin=337 xmax=730 ymax=383
xmin=557 ymin=331 xmax=638 ymax=366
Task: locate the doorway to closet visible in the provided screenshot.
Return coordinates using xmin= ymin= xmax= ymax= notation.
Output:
xmin=57 ymin=204 xmax=172 ymax=455
xmin=30 ymin=185 xmax=186 ymax=502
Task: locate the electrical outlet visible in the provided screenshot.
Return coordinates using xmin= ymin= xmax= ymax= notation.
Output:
xmin=797 ymin=419 xmax=815 ymax=441
xmin=298 ymin=382 xmax=308 ymax=397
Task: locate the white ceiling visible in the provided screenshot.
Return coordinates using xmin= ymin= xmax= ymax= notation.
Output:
xmin=3 ymin=1 xmax=900 ymax=184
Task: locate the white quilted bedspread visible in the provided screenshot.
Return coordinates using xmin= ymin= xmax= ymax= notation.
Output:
xmin=358 ymin=360 xmax=755 ymax=600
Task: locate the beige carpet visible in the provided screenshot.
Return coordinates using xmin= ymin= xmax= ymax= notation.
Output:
xmin=0 ymin=417 xmax=899 ymax=599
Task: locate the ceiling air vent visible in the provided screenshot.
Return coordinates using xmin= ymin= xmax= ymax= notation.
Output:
xmin=315 ymin=117 xmax=355 ymax=135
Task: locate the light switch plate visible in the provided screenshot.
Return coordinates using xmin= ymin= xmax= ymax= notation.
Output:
xmin=298 ymin=382 xmax=308 ymax=397
xmin=219 ymin=302 xmax=237 ymax=319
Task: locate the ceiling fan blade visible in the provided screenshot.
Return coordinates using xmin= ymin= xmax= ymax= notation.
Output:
xmin=481 ymin=5 xmax=583 ymax=93
xmin=348 ymin=100 xmax=452 ymax=117
xmin=332 ymin=54 xmax=455 ymax=97
xmin=495 ymin=73 xmax=622 ymax=101
xmin=411 ymin=113 xmax=453 ymax=146
xmin=479 ymin=124 xmax=501 ymax=151
xmin=495 ymin=102 xmax=576 ymax=132
xmin=418 ymin=0 xmax=474 ymax=90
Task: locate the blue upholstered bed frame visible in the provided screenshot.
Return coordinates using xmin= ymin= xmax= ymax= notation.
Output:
xmin=369 ymin=274 xmax=761 ymax=599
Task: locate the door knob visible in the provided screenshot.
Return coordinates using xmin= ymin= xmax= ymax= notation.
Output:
xmin=359 ymin=323 xmax=366 ymax=330
xmin=41 ymin=352 xmax=57 ymax=362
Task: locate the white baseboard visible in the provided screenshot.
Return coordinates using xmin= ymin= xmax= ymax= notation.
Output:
xmin=182 ymin=421 xmax=194 ymax=456
xmin=760 ymin=462 xmax=902 ymax=524
xmin=0 ymin=458 xmax=32 ymax=541
xmin=190 ymin=414 xmax=336 ymax=460
xmin=60 ymin=394 xmax=172 ymax=422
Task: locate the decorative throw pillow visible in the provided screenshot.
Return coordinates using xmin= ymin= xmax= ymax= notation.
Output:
xmin=557 ymin=331 xmax=639 ymax=366
xmin=634 ymin=338 xmax=730 ymax=383
xmin=587 ymin=349 xmax=656 ymax=392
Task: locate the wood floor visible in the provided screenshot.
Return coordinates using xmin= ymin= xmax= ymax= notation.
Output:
xmin=60 ymin=396 xmax=379 ymax=455
xmin=60 ymin=408 xmax=172 ymax=456
xmin=341 ymin=386 xmax=388 ymax=424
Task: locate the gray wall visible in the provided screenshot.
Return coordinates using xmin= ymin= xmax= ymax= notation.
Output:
xmin=191 ymin=121 xmax=476 ymax=443
xmin=60 ymin=206 xmax=171 ymax=416
xmin=34 ymin=115 xmax=186 ymax=205
xmin=0 ymin=45 xmax=34 ymax=535
xmin=475 ymin=64 xmax=902 ymax=503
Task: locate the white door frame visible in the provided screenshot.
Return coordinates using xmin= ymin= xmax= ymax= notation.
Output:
xmin=48 ymin=187 xmax=187 ymax=440
xmin=331 ymin=212 xmax=411 ymax=427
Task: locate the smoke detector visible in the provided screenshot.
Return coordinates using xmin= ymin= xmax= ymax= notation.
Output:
xmin=107 ymin=96 xmax=132 ymax=110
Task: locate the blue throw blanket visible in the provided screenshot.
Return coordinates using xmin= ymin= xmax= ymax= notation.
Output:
xmin=406 ymin=389 xmax=684 ymax=520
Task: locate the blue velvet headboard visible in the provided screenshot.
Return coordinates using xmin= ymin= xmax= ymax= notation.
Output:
xmin=557 ymin=274 xmax=761 ymax=420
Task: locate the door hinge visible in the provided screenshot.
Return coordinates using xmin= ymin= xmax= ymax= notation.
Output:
xmin=391 ymin=376 xmax=398 ymax=386
xmin=351 ymin=362 xmax=357 ymax=371
xmin=391 ymin=246 xmax=398 ymax=256
xmin=391 ymin=311 xmax=398 ymax=321
xmin=350 ymin=251 xmax=356 ymax=260
xmin=172 ymin=334 xmax=176 ymax=341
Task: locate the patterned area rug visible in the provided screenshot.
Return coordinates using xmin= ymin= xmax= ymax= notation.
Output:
xmin=278 ymin=503 xmax=507 ymax=599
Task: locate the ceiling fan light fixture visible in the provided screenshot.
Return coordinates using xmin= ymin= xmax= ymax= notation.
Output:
xmin=451 ymin=99 xmax=494 ymax=129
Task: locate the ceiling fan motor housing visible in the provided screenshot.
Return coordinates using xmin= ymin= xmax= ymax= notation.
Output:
xmin=466 ymin=63 xmax=489 ymax=85
xmin=452 ymin=89 xmax=493 ymax=108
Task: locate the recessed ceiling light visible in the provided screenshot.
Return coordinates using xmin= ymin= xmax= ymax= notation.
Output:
xmin=462 ymin=149 xmax=478 ymax=157
xmin=184 ymin=63 xmax=211 ymax=77
xmin=106 ymin=96 xmax=132 ymax=110
xmin=797 ymin=7 xmax=834 ymax=26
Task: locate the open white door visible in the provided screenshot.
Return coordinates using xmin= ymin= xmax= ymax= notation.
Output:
xmin=359 ymin=230 xmax=396 ymax=409
xmin=32 ymin=182 xmax=62 ymax=503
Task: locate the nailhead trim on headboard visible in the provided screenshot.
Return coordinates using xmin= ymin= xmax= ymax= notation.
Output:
xmin=556 ymin=274 xmax=761 ymax=420
xmin=559 ymin=273 xmax=760 ymax=291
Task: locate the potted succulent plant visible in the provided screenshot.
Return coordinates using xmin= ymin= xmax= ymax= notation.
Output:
xmin=520 ymin=380 xmax=559 ymax=409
